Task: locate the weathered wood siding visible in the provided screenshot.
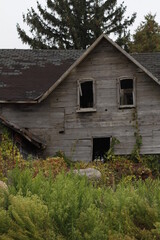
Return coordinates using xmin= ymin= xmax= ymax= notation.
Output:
xmin=1 ymin=38 xmax=160 ymax=161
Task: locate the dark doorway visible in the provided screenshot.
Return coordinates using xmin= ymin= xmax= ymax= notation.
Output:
xmin=92 ymin=137 xmax=110 ymax=161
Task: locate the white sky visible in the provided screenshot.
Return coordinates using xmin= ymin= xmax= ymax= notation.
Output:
xmin=0 ymin=0 xmax=160 ymax=49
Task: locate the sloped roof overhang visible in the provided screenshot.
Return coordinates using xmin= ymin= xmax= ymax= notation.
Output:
xmin=0 ymin=115 xmax=46 ymax=149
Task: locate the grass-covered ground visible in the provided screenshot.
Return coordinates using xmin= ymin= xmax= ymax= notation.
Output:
xmin=0 ymin=155 xmax=160 ymax=240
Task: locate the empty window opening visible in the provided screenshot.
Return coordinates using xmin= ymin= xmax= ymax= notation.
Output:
xmin=79 ymin=81 xmax=93 ymax=108
xmin=119 ymin=79 xmax=134 ymax=106
xmin=92 ymin=137 xmax=110 ymax=161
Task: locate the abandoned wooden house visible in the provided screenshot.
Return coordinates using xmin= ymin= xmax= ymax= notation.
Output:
xmin=0 ymin=34 xmax=160 ymax=161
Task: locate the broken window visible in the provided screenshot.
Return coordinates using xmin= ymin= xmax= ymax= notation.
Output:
xmin=92 ymin=137 xmax=110 ymax=161
xmin=118 ymin=78 xmax=135 ymax=108
xmin=77 ymin=79 xmax=96 ymax=111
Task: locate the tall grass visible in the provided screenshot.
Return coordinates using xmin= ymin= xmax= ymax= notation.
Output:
xmin=1 ymin=168 xmax=160 ymax=239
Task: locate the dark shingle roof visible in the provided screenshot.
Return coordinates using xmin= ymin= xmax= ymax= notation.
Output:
xmin=0 ymin=49 xmax=160 ymax=102
xmin=131 ymin=52 xmax=160 ymax=81
xmin=0 ymin=49 xmax=83 ymax=101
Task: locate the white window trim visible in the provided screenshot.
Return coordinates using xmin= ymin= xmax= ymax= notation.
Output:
xmin=117 ymin=76 xmax=136 ymax=109
xmin=77 ymin=78 xmax=96 ymax=112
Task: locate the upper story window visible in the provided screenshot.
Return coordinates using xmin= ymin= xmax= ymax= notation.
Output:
xmin=77 ymin=79 xmax=96 ymax=112
xmin=118 ymin=77 xmax=136 ymax=108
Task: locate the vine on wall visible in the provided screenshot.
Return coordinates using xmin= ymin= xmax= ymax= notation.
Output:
xmin=131 ymin=108 xmax=142 ymax=161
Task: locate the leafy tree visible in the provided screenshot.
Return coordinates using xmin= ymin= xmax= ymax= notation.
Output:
xmin=129 ymin=13 xmax=160 ymax=53
xmin=17 ymin=0 xmax=136 ymax=50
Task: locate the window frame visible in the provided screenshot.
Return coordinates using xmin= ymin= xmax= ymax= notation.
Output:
xmin=76 ymin=78 xmax=96 ymax=113
xmin=117 ymin=76 xmax=136 ymax=109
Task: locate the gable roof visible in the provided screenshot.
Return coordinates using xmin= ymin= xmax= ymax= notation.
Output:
xmin=0 ymin=34 xmax=160 ymax=103
xmin=37 ymin=34 xmax=160 ymax=103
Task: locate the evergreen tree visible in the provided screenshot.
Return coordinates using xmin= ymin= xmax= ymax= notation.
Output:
xmin=129 ymin=13 xmax=160 ymax=53
xmin=17 ymin=0 xmax=136 ymax=49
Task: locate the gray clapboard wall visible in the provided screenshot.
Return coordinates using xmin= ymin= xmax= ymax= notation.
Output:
xmin=1 ymin=38 xmax=160 ymax=161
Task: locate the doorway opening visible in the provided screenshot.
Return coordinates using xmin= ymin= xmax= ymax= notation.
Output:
xmin=92 ymin=137 xmax=110 ymax=161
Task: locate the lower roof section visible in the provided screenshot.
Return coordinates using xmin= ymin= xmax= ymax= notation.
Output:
xmin=0 ymin=115 xmax=46 ymax=149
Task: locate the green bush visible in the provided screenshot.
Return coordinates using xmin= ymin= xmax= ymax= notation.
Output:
xmin=1 ymin=167 xmax=160 ymax=239
xmin=8 ymin=167 xmax=54 ymax=207
xmin=0 ymin=194 xmax=56 ymax=240
xmin=0 ymin=127 xmax=26 ymax=182
xmin=140 ymin=155 xmax=160 ymax=177
xmin=48 ymin=173 xmax=108 ymax=239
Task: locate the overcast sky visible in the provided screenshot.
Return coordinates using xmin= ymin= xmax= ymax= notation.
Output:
xmin=0 ymin=0 xmax=159 ymax=49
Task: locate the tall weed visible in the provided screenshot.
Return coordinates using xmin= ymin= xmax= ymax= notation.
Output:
xmin=2 ymin=167 xmax=160 ymax=239
xmin=0 ymin=194 xmax=56 ymax=240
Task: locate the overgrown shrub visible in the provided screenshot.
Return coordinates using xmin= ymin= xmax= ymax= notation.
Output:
xmin=0 ymin=193 xmax=57 ymax=240
xmin=32 ymin=157 xmax=68 ymax=178
xmin=1 ymin=168 xmax=160 ymax=240
xmin=74 ymin=157 xmax=153 ymax=187
xmin=0 ymin=128 xmax=26 ymax=181
xmin=140 ymin=154 xmax=160 ymax=177
xmin=0 ymin=127 xmax=68 ymax=183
